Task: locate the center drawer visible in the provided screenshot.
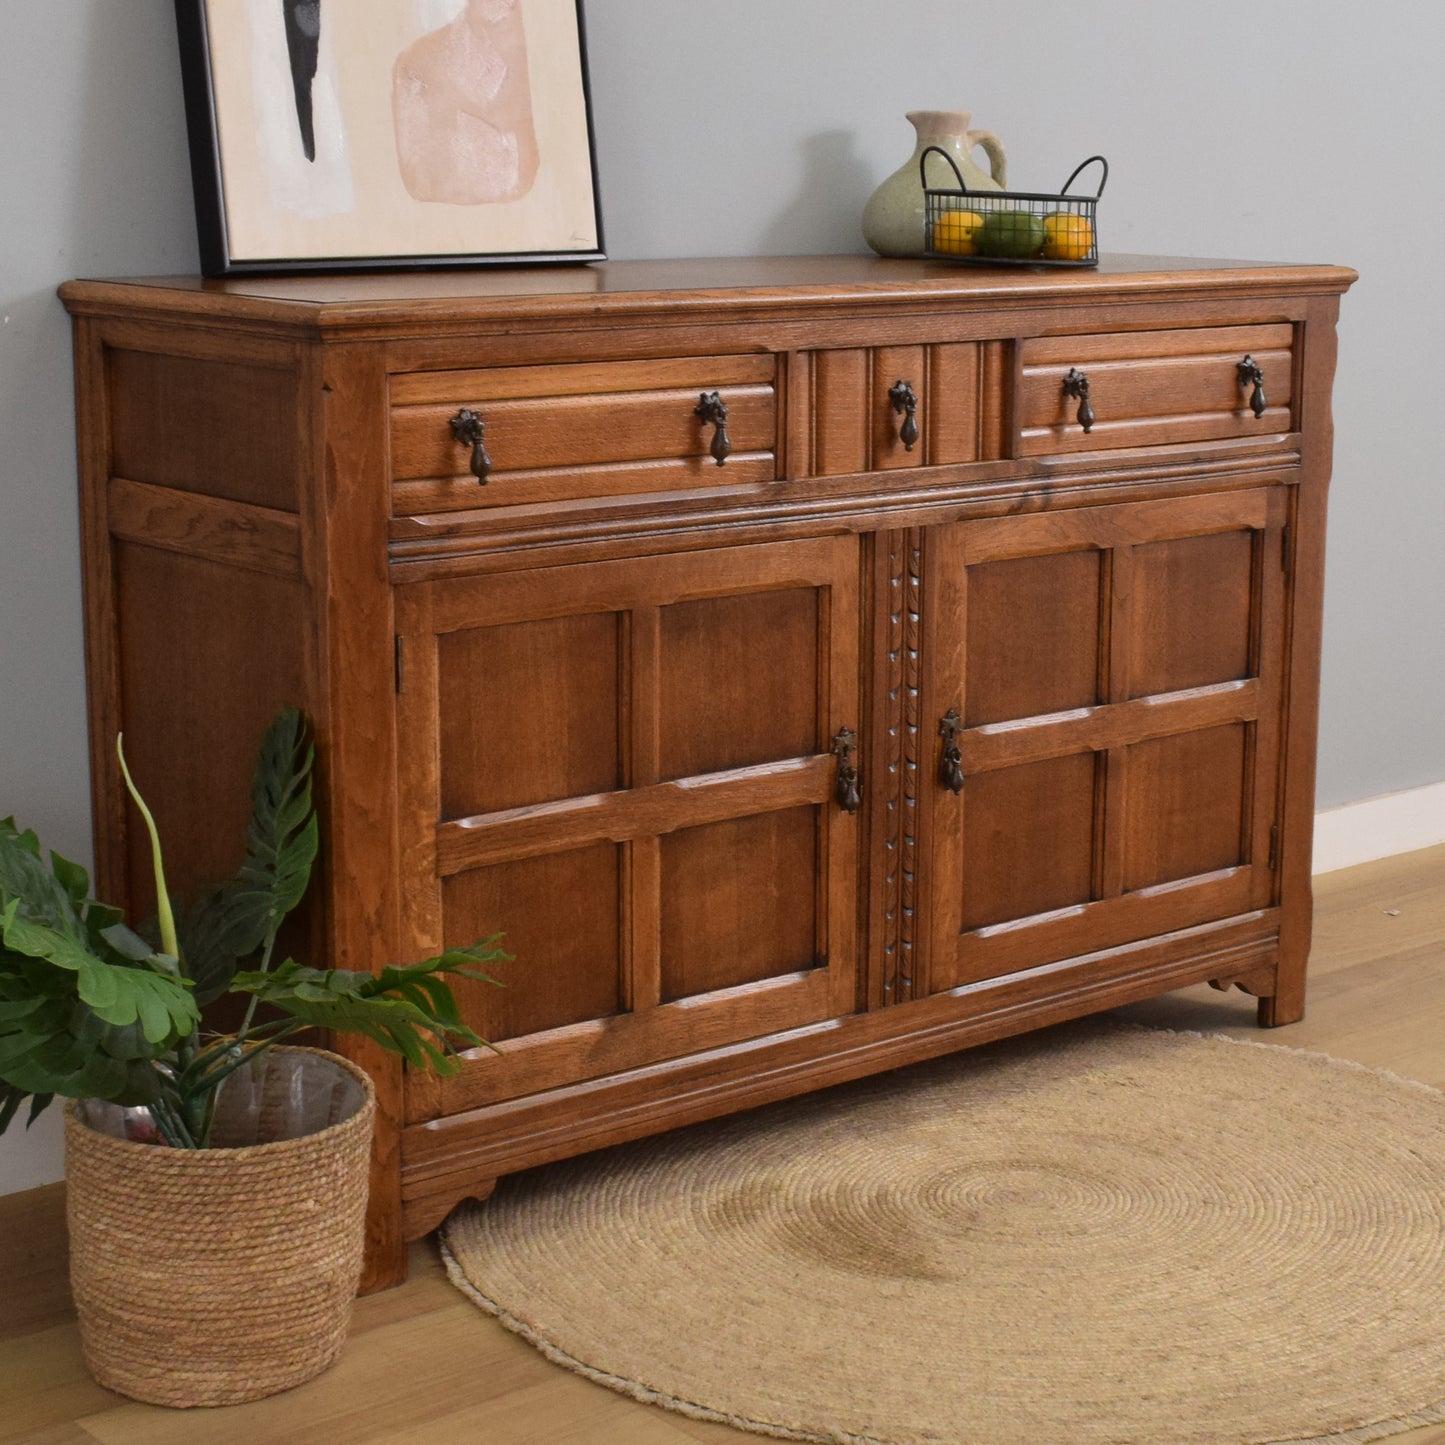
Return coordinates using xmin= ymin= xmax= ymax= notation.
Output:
xmin=1018 ymin=323 xmax=1295 ymax=456
xmin=389 ymin=355 xmax=778 ymax=514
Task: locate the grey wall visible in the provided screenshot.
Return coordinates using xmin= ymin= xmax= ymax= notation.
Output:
xmin=2 ymin=1 xmax=1441 ymax=1190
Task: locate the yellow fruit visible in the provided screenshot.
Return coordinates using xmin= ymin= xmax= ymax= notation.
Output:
xmin=1042 ymin=212 xmax=1094 ymax=261
xmin=932 ymin=209 xmax=986 ymax=256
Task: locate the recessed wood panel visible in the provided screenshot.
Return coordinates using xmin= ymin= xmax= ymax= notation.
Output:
xmin=927 ymin=343 xmax=983 ymax=465
xmin=1129 ymin=531 xmax=1254 ymax=698
xmin=107 ymin=350 xmax=300 ymax=510
xmin=442 ymin=844 xmax=622 ymax=1041
xmin=114 ymin=542 xmax=307 ymax=907
xmin=660 ymin=808 xmax=818 ymax=1001
xmin=810 ymin=349 xmax=869 ymax=477
xmin=657 ymin=588 xmax=819 ymax=779
xmin=438 ymin=613 xmax=621 ymax=819
xmin=872 ymin=346 xmax=925 ymax=471
xmin=961 ymin=753 xmax=1097 ymax=932
xmin=1124 ymin=725 xmax=1247 ymax=891
xmin=965 ymin=551 xmax=1102 ymax=726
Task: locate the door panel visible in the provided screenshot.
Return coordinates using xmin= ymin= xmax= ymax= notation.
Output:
xmin=960 ymin=754 xmax=1098 ymax=931
xmin=656 ymin=588 xmax=819 ymax=780
xmin=396 ymin=537 xmax=862 ymax=1119
xmin=441 ymin=843 xmax=624 ymax=1039
xmin=927 ymin=487 xmax=1288 ymax=992
xmin=437 ymin=612 xmax=622 ymax=816
xmin=1123 ymin=725 xmax=1249 ymax=892
xmin=659 ymin=806 xmax=820 ymax=1001
xmin=964 ymin=550 xmax=1104 ymax=725
xmin=1127 ymin=531 xmax=1254 ymax=697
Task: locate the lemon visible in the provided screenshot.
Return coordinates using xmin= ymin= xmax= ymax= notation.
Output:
xmin=1042 ymin=212 xmax=1094 ymax=261
xmin=932 ymin=208 xmax=986 ymax=256
xmin=977 ymin=210 xmax=1045 ymax=260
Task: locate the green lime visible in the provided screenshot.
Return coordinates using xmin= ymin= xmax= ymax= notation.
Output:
xmin=977 ymin=210 xmax=1046 ymax=259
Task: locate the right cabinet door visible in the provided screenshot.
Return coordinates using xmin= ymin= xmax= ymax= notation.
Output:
xmin=926 ymin=486 xmax=1289 ymax=991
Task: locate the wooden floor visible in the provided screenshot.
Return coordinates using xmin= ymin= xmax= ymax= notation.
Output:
xmin=4 ymin=843 xmax=1444 ymax=1444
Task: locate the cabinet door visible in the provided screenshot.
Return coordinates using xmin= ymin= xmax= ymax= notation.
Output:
xmin=926 ymin=487 xmax=1288 ymax=991
xmin=394 ymin=537 xmax=862 ymax=1118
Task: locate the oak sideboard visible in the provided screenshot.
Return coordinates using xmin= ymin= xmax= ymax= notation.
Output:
xmin=61 ymin=254 xmax=1355 ymax=1288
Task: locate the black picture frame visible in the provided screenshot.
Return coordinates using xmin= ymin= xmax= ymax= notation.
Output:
xmin=173 ymin=0 xmax=604 ymax=275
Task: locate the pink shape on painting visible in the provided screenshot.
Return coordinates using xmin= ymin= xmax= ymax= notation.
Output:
xmin=392 ymin=0 xmax=540 ymax=205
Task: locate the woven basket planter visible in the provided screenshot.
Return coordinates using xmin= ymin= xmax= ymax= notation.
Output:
xmin=64 ymin=1046 xmax=375 ymax=1408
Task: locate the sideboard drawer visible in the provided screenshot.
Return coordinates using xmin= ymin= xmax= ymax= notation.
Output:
xmin=390 ymin=355 xmax=778 ymax=513
xmin=1018 ymin=323 xmax=1294 ymax=456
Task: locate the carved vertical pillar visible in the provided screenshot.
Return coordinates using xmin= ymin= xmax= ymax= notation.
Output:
xmin=875 ymin=528 xmax=923 ymax=1005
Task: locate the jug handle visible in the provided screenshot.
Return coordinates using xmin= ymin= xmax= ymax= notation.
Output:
xmin=967 ymin=129 xmax=1008 ymax=189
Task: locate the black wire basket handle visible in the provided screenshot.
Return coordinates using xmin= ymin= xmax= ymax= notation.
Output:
xmin=919 ymin=144 xmax=973 ymax=193
xmin=1059 ymin=155 xmax=1109 ymax=199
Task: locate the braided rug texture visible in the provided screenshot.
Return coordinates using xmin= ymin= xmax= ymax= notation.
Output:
xmin=442 ymin=1022 xmax=1445 ymax=1445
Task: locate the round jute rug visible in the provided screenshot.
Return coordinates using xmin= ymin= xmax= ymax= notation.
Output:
xmin=440 ymin=1022 xmax=1445 ymax=1445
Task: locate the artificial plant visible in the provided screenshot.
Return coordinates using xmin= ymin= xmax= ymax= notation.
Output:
xmin=0 ymin=707 xmax=503 ymax=1147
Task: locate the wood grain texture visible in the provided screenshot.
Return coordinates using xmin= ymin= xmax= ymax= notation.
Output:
xmin=1268 ymin=299 xmax=1344 ymax=1027
xmin=106 ymin=345 xmax=302 ymax=509
xmin=6 ymin=844 xmax=1437 ymax=1445
xmin=869 ymin=529 xmax=924 ymax=1007
xmin=305 ymin=342 xmax=407 ymax=1290
xmin=59 ymin=256 xmax=1352 ymax=1293
xmin=107 ymin=477 xmax=302 ymax=579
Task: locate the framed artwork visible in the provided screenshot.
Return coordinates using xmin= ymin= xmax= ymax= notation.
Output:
xmin=173 ymin=0 xmax=604 ymax=275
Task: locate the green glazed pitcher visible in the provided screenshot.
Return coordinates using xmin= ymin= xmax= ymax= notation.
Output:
xmin=862 ymin=110 xmax=1008 ymax=258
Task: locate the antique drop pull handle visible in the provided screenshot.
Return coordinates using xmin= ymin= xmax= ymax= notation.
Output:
xmin=694 ymin=390 xmax=732 ymax=466
xmin=1062 ymin=368 xmax=1095 ymax=433
xmin=449 ymin=407 xmax=493 ymax=484
xmin=1238 ymin=354 xmax=1267 ymax=418
xmin=889 ymin=380 xmax=920 ymax=452
xmin=831 ymin=727 xmax=861 ymax=814
xmin=938 ymin=708 xmax=965 ymax=794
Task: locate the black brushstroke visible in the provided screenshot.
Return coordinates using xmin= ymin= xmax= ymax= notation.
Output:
xmin=281 ymin=0 xmax=320 ymax=162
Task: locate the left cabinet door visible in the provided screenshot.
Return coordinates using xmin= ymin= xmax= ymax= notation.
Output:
xmin=394 ymin=537 xmax=864 ymax=1121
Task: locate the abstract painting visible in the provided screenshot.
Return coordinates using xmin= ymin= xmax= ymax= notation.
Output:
xmin=174 ymin=0 xmax=604 ymax=274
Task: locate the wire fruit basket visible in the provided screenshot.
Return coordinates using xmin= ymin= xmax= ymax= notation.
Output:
xmin=921 ymin=147 xmax=1108 ymax=267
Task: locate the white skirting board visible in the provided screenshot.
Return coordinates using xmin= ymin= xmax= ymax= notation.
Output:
xmin=1313 ymin=781 xmax=1445 ymax=875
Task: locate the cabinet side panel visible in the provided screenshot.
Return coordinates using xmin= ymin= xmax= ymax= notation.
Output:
xmin=112 ymin=542 xmax=309 ymax=910
xmin=107 ymin=349 xmax=301 ymax=511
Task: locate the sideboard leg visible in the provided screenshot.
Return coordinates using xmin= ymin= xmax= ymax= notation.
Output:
xmin=1258 ymin=927 xmax=1309 ymax=1028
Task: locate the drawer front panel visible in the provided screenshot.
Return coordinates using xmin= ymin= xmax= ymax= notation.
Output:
xmin=1018 ymin=324 xmax=1294 ymax=455
xmin=390 ymin=355 xmax=777 ymax=512
xmin=805 ymin=341 xmax=1009 ymax=477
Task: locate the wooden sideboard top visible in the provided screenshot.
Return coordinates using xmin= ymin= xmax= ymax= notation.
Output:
xmin=60 ymin=254 xmax=1357 ymax=338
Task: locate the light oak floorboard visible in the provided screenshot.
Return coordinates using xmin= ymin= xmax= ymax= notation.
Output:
xmin=1 ymin=844 xmax=1441 ymax=1443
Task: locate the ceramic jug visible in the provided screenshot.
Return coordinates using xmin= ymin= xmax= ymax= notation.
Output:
xmin=862 ymin=110 xmax=1008 ymax=258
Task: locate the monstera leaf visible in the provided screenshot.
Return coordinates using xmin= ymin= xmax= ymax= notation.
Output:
xmin=174 ymin=707 xmax=319 ymax=1005
xmin=230 ymin=939 xmax=506 ymax=1073
xmin=0 ymin=822 xmax=200 ymax=1130
xmin=0 ymin=710 xmax=508 ymax=1146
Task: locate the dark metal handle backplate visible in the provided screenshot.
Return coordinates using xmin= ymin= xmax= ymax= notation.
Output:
xmin=938 ymin=708 xmax=964 ymax=794
xmin=1238 ymin=355 xmax=1267 ymax=418
xmin=1062 ymin=368 xmax=1094 ymax=433
xmin=449 ymin=407 xmax=493 ymax=484
xmin=889 ymin=380 xmax=920 ymax=452
xmin=832 ymin=727 xmax=861 ymax=813
xmin=695 ymin=391 xmax=732 ymax=465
